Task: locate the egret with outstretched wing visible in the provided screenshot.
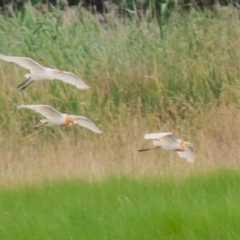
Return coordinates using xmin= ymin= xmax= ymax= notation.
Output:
xmin=138 ymin=131 xmax=196 ymax=162
xmin=18 ymin=105 xmax=102 ymax=134
xmin=0 ymin=54 xmax=89 ymax=91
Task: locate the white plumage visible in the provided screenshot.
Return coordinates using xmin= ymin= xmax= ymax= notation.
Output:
xmin=0 ymin=54 xmax=89 ymax=90
xmin=139 ymin=131 xmax=196 ymax=162
xmin=18 ymin=105 xmax=102 ymax=134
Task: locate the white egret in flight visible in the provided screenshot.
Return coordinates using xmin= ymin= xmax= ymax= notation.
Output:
xmin=18 ymin=105 xmax=102 ymax=134
xmin=138 ymin=131 xmax=196 ymax=162
xmin=0 ymin=54 xmax=89 ymax=91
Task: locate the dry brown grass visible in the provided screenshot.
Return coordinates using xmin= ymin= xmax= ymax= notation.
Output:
xmin=0 ymin=103 xmax=240 ymax=187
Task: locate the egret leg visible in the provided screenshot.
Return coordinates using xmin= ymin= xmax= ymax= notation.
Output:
xmin=19 ymin=80 xmax=33 ymax=91
xmin=138 ymin=146 xmax=161 ymax=152
xmin=33 ymin=122 xmax=48 ymax=130
xmin=17 ymin=77 xmax=31 ymax=89
xmin=138 ymin=148 xmax=150 ymax=152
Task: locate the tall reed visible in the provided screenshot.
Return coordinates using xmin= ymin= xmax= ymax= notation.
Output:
xmin=0 ymin=5 xmax=239 ymax=184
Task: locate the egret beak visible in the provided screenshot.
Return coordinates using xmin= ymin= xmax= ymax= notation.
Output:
xmin=191 ymin=143 xmax=197 ymax=146
xmin=72 ymin=116 xmax=82 ymax=121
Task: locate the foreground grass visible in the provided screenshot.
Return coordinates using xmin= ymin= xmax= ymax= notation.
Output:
xmin=0 ymin=170 xmax=239 ymax=239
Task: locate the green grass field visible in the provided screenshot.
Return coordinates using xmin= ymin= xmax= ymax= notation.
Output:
xmin=0 ymin=170 xmax=239 ymax=239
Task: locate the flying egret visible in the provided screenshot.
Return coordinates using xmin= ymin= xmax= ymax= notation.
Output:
xmin=18 ymin=105 xmax=102 ymax=134
xmin=138 ymin=131 xmax=196 ymax=162
xmin=0 ymin=54 xmax=89 ymax=91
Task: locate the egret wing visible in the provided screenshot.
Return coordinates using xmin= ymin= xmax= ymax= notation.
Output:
xmin=144 ymin=132 xmax=175 ymax=140
xmin=0 ymin=54 xmax=44 ymax=72
xmin=177 ymin=146 xmax=195 ymax=163
xmin=145 ymin=132 xmax=178 ymax=148
xmin=52 ymin=71 xmax=90 ymax=89
xmin=18 ymin=105 xmax=62 ymax=119
xmin=72 ymin=116 xmax=102 ymax=134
